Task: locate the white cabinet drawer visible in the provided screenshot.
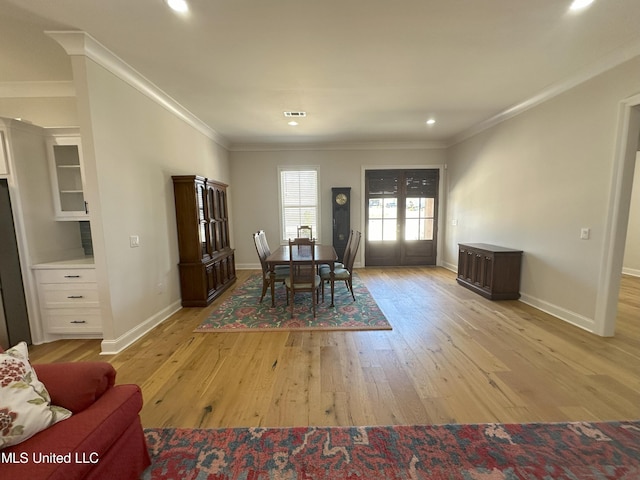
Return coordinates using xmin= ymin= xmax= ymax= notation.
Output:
xmin=33 ymin=264 xmax=102 ymax=335
xmin=36 ymin=268 xmax=97 ymax=284
xmin=40 ymin=283 xmax=100 ymax=307
xmin=43 ymin=308 xmax=102 ymax=334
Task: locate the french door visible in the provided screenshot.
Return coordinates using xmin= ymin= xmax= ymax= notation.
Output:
xmin=365 ymin=169 xmax=439 ymax=266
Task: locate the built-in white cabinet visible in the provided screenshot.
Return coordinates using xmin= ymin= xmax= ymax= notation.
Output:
xmin=46 ymin=134 xmax=89 ymax=220
xmin=33 ymin=260 xmax=102 ymax=336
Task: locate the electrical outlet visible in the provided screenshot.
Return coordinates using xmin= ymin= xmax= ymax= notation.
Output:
xmin=580 ymin=228 xmax=590 ymax=240
xmin=130 ymin=235 xmax=140 ymax=247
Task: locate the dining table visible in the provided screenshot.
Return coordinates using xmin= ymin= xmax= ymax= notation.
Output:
xmin=265 ymin=244 xmax=338 ymax=308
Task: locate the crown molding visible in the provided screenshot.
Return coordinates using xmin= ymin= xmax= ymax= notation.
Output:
xmin=45 ymin=30 xmax=230 ymax=149
xmin=0 ymin=81 xmax=75 ymax=98
xmin=41 ymin=32 xmax=640 ymax=152
xmin=229 ymin=140 xmax=447 ymax=152
xmin=450 ymin=39 xmax=640 ymax=146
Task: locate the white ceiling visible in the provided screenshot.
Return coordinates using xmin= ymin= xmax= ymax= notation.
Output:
xmin=1 ymin=0 xmax=640 ymax=147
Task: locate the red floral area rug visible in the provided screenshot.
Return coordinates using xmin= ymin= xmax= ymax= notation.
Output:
xmin=142 ymin=421 xmax=640 ymax=479
xmin=194 ymin=273 xmax=391 ymax=332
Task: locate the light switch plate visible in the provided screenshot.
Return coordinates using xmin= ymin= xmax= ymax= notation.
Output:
xmin=580 ymin=228 xmax=590 ymax=240
xmin=130 ymin=235 xmax=140 ymax=247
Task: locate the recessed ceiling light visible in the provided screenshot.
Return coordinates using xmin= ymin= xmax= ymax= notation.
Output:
xmin=569 ymin=0 xmax=595 ymax=11
xmin=166 ymin=0 xmax=189 ymax=13
xmin=426 ymin=119 xmax=436 ymax=125
xmin=288 ymin=121 xmax=299 ymax=126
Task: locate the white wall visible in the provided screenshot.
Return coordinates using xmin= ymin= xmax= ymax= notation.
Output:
xmin=229 ymin=147 xmax=446 ymax=268
xmin=446 ymin=56 xmax=640 ymax=333
xmin=69 ymin=54 xmax=230 ymax=352
xmin=623 ymin=152 xmax=640 ymax=276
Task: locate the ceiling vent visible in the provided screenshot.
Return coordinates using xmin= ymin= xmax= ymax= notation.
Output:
xmin=284 ymin=111 xmax=306 ymax=117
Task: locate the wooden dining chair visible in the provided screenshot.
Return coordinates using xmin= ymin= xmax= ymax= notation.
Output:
xmin=336 ymin=229 xmax=354 ymax=268
xmin=253 ymin=231 xmax=288 ymax=303
xmin=296 ymin=225 xmax=313 ymax=239
xmin=321 ymin=230 xmax=361 ymax=302
xmin=319 ymin=228 xmax=353 ymax=272
xmin=258 ymin=230 xmax=290 ymax=275
xmin=285 ymin=237 xmax=321 ymax=317
xmin=257 ymin=230 xmax=271 ymax=256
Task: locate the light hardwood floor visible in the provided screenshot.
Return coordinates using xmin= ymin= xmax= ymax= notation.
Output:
xmin=28 ymin=267 xmax=640 ymax=428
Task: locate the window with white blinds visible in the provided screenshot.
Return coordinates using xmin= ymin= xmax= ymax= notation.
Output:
xmin=278 ymin=167 xmax=319 ymax=242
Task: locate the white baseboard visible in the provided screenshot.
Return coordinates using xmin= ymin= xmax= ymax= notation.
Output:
xmin=622 ymin=267 xmax=640 ymax=277
xmin=443 ymin=262 xmax=596 ymax=334
xmin=518 ymin=293 xmax=595 ymax=333
xmin=99 ymin=300 xmax=182 ymax=355
xmin=442 ymin=261 xmax=457 ymax=273
xmin=236 ymin=263 xmax=260 ymax=270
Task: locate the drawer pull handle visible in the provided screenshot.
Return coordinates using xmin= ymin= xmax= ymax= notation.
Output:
xmin=70 ymin=320 xmax=87 ymax=324
xmin=67 ymin=295 xmax=84 ymax=299
xmin=64 ymin=275 xmax=81 ymax=278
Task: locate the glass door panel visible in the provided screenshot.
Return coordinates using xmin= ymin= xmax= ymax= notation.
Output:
xmin=197 ymin=184 xmax=209 ymax=257
xmin=366 ymin=169 xmax=439 ymax=266
xmin=367 ymin=198 xmax=398 ymax=241
xmin=365 ymin=171 xmax=400 ymax=265
xmin=404 ymin=197 xmax=435 ymax=240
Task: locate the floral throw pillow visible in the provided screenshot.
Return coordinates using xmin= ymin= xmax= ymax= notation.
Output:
xmin=0 ymin=342 xmax=72 ymax=449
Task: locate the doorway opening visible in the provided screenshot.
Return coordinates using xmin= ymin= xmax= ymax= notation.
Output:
xmin=597 ymin=96 xmax=640 ymax=336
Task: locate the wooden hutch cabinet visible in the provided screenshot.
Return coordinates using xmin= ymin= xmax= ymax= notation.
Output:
xmin=457 ymin=243 xmax=522 ymax=300
xmin=172 ymin=175 xmax=236 ymax=307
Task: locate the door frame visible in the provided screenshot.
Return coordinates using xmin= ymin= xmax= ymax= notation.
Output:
xmin=596 ymin=93 xmax=640 ymax=336
xmin=360 ymin=164 xmax=446 ymax=268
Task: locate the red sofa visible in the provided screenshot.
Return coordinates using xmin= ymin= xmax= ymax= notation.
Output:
xmin=0 ymin=354 xmax=150 ymax=480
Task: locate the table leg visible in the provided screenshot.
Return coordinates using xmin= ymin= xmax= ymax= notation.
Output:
xmin=269 ymin=266 xmax=276 ymax=308
xmin=330 ymin=265 xmax=335 ymax=307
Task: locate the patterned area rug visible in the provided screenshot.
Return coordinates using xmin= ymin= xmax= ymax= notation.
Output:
xmin=194 ymin=273 xmax=391 ymax=332
xmin=142 ymin=421 xmax=640 ymax=479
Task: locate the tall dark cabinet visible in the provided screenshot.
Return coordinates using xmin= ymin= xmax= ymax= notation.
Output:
xmin=331 ymin=187 xmax=351 ymax=262
xmin=172 ymin=175 xmax=236 ymax=307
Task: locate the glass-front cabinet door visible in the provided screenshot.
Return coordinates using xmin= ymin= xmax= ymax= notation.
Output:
xmin=197 ymin=181 xmax=210 ymax=258
xmin=46 ymin=135 xmax=89 ymax=220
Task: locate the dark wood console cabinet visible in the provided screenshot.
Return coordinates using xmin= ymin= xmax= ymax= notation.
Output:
xmin=173 ymin=175 xmax=236 ymax=307
xmin=457 ymin=243 xmax=522 ymax=300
